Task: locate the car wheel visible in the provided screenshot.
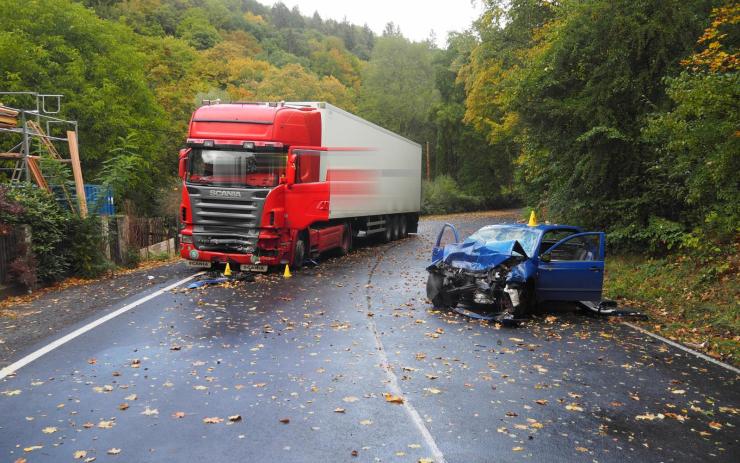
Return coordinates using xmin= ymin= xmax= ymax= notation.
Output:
xmin=426 ymin=273 xmax=459 ymax=309
xmin=292 ymin=237 xmax=306 ymax=270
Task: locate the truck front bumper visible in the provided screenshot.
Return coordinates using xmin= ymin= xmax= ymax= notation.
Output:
xmin=180 ymin=243 xmax=281 ymax=268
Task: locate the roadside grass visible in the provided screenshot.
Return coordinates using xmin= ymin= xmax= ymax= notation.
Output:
xmin=605 ymin=251 xmax=739 ymax=365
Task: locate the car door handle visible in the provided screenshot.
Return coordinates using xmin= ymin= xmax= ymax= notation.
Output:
xmin=589 ymin=267 xmax=602 ymax=272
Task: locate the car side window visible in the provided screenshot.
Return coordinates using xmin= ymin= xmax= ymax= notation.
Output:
xmin=539 ymin=230 xmax=576 ymax=255
xmin=548 ymin=235 xmax=600 ymax=261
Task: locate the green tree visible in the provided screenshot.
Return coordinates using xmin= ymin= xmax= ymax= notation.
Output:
xmin=358 ymin=35 xmax=439 ymax=142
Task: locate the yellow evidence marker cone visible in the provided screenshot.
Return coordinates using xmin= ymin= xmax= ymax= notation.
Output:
xmin=224 ymin=263 xmax=232 ymax=277
xmin=283 ymin=264 xmax=292 ymax=278
xmin=528 ymin=210 xmax=537 ymax=227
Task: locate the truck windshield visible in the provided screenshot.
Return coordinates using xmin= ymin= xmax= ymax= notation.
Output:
xmin=188 ymin=148 xmax=287 ymax=188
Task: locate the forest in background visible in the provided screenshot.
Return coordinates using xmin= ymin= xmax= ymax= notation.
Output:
xmin=0 ymin=0 xmax=736 ymax=251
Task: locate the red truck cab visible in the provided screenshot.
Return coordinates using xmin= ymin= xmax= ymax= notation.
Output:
xmin=178 ymin=102 xmax=420 ymax=272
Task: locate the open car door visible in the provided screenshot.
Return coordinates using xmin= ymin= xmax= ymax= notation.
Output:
xmin=535 ymin=232 xmax=605 ymax=302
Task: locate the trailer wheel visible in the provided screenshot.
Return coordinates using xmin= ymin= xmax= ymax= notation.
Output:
xmin=399 ymin=215 xmax=407 ymax=238
xmin=391 ymin=215 xmax=401 ymax=240
xmin=382 ymin=216 xmax=393 ymax=243
xmin=292 ymin=237 xmax=306 ymax=270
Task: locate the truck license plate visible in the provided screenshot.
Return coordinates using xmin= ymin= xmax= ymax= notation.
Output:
xmin=240 ymin=264 xmax=268 ymax=272
xmin=187 ymin=260 xmax=212 ymax=268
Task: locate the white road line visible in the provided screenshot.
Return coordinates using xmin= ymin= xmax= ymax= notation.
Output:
xmin=0 ymin=272 xmax=202 ymax=380
xmin=366 ymin=251 xmax=447 ymax=463
xmin=622 ymin=321 xmax=740 ymax=375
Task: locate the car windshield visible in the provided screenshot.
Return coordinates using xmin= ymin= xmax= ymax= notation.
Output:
xmin=467 ymin=225 xmax=540 ymax=256
xmin=188 ymin=148 xmax=287 ymax=188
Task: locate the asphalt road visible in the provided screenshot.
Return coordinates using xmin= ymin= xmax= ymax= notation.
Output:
xmin=1 ymin=212 xmax=738 ymax=463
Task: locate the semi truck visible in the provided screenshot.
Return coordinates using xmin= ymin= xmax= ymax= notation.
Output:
xmin=177 ymin=101 xmax=422 ymax=271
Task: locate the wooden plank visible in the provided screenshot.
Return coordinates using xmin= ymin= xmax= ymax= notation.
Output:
xmin=67 ymin=131 xmax=87 ymax=218
xmin=27 ymin=158 xmax=50 ymax=192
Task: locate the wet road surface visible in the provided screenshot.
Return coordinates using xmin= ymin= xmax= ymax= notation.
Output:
xmin=1 ymin=213 xmax=738 ymax=462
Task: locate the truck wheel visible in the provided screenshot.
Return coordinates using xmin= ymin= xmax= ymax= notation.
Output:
xmin=292 ymin=237 xmax=306 ymax=270
xmin=399 ymin=215 xmax=407 ymax=238
xmin=391 ymin=215 xmax=401 ymax=241
xmin=426 ymin=273 xmax=459 ymax=309
xmin=382 ymin=216 xmax=393 ymax=243
xmin=338 ymin=224 xmax=352 ymax=256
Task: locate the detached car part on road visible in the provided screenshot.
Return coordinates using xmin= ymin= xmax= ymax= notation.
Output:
xmin=426 ymin=223 xmax=606 ymax=323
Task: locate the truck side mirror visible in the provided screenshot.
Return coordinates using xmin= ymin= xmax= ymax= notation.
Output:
xmin=178 ymin=148 xmax=190 ymax=180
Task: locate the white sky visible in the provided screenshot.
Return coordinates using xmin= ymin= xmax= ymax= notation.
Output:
xmin=261 ymin=0 xmax=484 ymax=47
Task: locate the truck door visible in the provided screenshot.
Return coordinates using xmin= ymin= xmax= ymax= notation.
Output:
xmin=535 ymin=232 xmax=605 ymax=302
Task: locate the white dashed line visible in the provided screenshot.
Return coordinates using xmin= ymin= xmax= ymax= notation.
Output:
xmin=0 ymin=272 xmax=202 ymax=380
xmin=366 ymin=249 xmax=447 ymax=463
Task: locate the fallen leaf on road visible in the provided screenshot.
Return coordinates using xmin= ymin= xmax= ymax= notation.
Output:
xmin=193 ymin=385 xmax=208 ymax=391
xmin=565 ymin=403 xmax=583 ymax=412
xmin=708 ymin=421 xmax=722 ymax=430
xmin=535 ymin=399 xmax=548 ymax=405
xmin=280 ymin=418 xmax=290 ymax=424
xmin=23 ymin=445 xmax=42 ymax=452
xmin=512 ymin=446 xmax=524 ymax=452
xmin=203 ymin=417 xmax=223 ymax=424
xmin=97 ymin=420 xmax=115 ymax=429
xmin=124 ymin=393 xmax=137 ymax=401
xmin=172 ymin=412 xmax=186 ymax=419
xmin=118 ymin=403 xmax=129 ymax=411
xmin=343 ymin=396 xmax=359 ymax=403
xmin=424 ymin=387 xmax=441 ymax=395
xmin=107 ymin=448 xmax=121 ymax=455
xmin=384 ymin=393 xmax=404 ymax=404
xmin=359 ymin=419 xmax=373 ymax=425
xmin=576 ymin=446 xmax=589 ymax=452
xmin=41 ymin=427 xmax=57 ymax=434
xmin=74 ymin=450 xmax=87 ymax=459
xmin=334 ymin=408 xmax=346 ymax=413
xmin=671 ymin=389 xmax=686 ymax=395
xmin=635 ymin=413 xmax=664 ymax=421
xmin=141 ymin=407 xmax=159 ymax=416
xmin=228 ymin=415 xmax=242 ymax=422
xmin=2 ymin=389 xmax=21 ymax=396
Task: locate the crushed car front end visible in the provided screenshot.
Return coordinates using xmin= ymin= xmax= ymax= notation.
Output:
xmin=426 ymin=224 xmax=539 ymax=321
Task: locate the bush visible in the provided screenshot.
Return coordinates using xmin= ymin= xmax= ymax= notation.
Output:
xmin=1 ymin=184 xmax=70 ymax=284
xmin=421 ymin=175 xmax=484 ymax=215
xmin=0 ymin=184 xmax=113 ymax=288
xmin=63 ymin=216 xmax=114 ymax=278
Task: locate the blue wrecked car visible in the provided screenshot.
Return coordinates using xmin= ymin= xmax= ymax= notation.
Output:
xmin=426 ymin=222 xmax=606 ymax=322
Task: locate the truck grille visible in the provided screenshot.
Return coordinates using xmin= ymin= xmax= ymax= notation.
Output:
xmin=187 ymin=185 xmax=268 ymax=254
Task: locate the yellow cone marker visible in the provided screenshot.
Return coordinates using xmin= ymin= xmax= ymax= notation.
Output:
xmin=528 ymin=210 xmax=537 ymax=227
xmin=224 ymin=263 xmax=232 ymax=277
xmin=283 ymin=264 xmax=292 ymax=278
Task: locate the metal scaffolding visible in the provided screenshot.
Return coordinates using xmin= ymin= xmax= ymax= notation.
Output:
xmin=0 ymin=91 xmax=82 ymax=213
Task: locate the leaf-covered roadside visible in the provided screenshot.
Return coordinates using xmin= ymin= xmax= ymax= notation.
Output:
xmin=604 ymin=248 xmax=740 ymax=365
